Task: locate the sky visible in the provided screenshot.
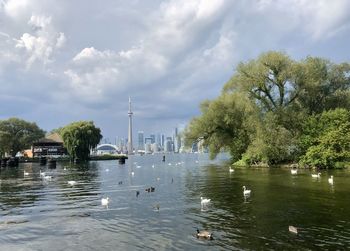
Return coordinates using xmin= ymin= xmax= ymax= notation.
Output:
xmin=1 ymin=0 xmax=350 ymax=141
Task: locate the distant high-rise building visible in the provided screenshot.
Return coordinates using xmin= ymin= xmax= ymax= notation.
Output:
xmin=165 ymin=137 xmax=173 ymax=152
xmin=127 ymin=97 xmax=133 ymax=154
xmin=161 ymin=134 xmax=165 ymax=147
xmin=138 ymin=131 xmax=144 ymax=150
xmin=156 ymin=133 xmax=161 ymax=146
xmin=150 ymin=134 xmax=155 ymax=144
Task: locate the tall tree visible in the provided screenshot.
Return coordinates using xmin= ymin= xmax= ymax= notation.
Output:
xmin=0 ymin=118 xmax=45 ymax=157
xmin=61 ymin=121 xmax=102 ymax=161
xmin=185 ymin=51 xmax=350 ymax=167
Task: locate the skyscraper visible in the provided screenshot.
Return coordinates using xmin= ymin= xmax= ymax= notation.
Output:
xmin=127 ymin=97 xmax=133 ymax=154
xmin=138 ymin=131 xmax=144 ymax=150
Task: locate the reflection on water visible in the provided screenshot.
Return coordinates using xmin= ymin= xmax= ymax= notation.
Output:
xmin=0 ymin=154 xmax=350 ymax=250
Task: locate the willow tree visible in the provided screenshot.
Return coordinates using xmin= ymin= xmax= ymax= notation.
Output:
xmin=61 ymin=121 xmax=102 ymax=161
xmin=0 ymin=118 xmax=45 ymax=157
xmin=185 ymin=51 xmax=350 ymax=166
xmin=184 ymin=93 xmax=258 ymax=161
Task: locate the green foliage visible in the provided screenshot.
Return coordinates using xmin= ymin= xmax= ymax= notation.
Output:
xmin=61 ymin=121 xmax=102 ymax=161
xmin=185 ymin=51 xmax=350 ymax=168
xmin=300 ymin=109 xmax=350 ymax=168
xmin=0 ymin=118 xmax=45 ymax=157
xmin=184 ymin=93 xmax=257 ymax=161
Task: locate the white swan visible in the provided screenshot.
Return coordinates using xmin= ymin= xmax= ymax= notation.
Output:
xmin=23 ymin=170 xmax=29 ymax=176
xmin=289 ymin=225 xmax=298 ymax=234
xmin=200 ymin=197 xmax=211 ymax=205
xmin=243 ymin=186 xmax=251 ymax=196
xmin=101 ymin=197 xmax=109 ymax=207
xmin=39 ymin=170 xmax=46 ymax=177
xmin=328 ymin=175 xmax=334 ymax=185
xmin=311 ymin=173 xmax=321 ymax=178
xmin=68 ymin=181 xmax=77 ymax=186
xmin=229 ymin=167 xmax=234 ymax=173
xmin=291 ymin=169 xmax=297 ymax=175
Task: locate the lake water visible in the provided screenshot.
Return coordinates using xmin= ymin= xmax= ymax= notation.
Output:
xmin=0 ymin=153 xmax=349 ymax=250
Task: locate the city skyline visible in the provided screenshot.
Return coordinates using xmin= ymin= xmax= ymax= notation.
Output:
xmin=1 ymin=1 xmax=350 ymax=140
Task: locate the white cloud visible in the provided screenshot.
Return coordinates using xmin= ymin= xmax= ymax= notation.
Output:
xmin=3 ymin=0 xmax=30 ymax=19
xmin=13 ymin=15 xmax=65 ymax=68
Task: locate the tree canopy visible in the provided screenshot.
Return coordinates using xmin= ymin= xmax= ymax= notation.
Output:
xmin=185 ymin=51 xmax=350 ymax=168
xmin=0 ymin=118 xmax=45 ymax=157
xmin=61 ymin=121 xmax=102 ymax=161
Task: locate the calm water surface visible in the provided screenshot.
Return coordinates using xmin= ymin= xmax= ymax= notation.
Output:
xmin=0 ymin=154 xmax=349 ymax=250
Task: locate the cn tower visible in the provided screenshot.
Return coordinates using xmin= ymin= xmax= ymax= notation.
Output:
xmin=127 ymin=97 xmax=133 ymax=154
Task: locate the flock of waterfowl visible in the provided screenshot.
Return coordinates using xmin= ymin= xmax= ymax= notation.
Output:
xmin=20 ymin=160 xmax=337 ymax=241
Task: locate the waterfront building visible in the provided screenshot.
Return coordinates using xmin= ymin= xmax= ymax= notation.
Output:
xmin=150 ymin=134 xmax=156 ymax=144
xmin=32 ymin=133 xmax=67 ymax=157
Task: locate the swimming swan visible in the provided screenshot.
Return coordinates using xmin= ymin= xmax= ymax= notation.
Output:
xmin=243 ymin=186 xmax=251 ymax=196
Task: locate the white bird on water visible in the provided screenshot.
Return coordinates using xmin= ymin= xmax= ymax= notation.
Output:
xmin=200 ymin=197 xmax=211 ymax=205
xmin=243 ymin=186 xmax=251 ymax=196
xmin=311 ymin=173 xmax=321 ymax=178
xmin=68 ymin=181 xmax=77 ymax=186
xmin=131 ymin=171 xmax=135 ymax=176
xmin=39 ymin=170 xmax=46 ymax=177
xmin=289 ymin=225 xmax=298 ymax=234
xmin=101 ymin=197 xmax=109 ymax=207
xmin=229 ymin=167 xmax=234 ymax=173
xmin=291 ymin=169 xmax=297 ymax=175
xmin=328 ymin=175 xmax=334 ymax=185
xmin=23 ymin=170 xmax=29 ymax=176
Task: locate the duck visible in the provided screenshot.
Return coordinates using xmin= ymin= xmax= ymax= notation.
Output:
xmin=243 ymin=186 xmax=251 ymax=196
xmin=291 ymin=169 xmax=298 ymax=175
xmin=136 ymin=191 xmax=140 ymax=197
xmin=200 ymin=197 xmax=211 ymax=205
xmin=196 ymin=229 xmax=213 ymax=240
xmin=328 ymin=175 xmax=334 ymax=185
xmin=311 ymin=173 xmax=321 ymax=178
xmin=67 ymin=181 xmax=77 ymax=186
xmin=289 ymin=225 xmax=298 ymax=234
xmin=229 ymin=167 xmax=234 ymax=173
xmin=101 ymin=197 xmax=109 ymax=207
xmin=118 ymin=181 xmax=123 ymax=185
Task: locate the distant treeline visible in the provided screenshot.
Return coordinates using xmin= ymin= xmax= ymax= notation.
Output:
xmin=0 ymin=119 xmax=102 ymax=161
xmin=185 ymin=51 xmax=350 ymax=169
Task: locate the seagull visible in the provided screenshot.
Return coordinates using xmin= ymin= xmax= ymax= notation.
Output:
xmin=328 ymin=175 xmax=334 ymax=185
xmin=105 ymin=168 xmax=109 ymax=172
xmin=311 ymin=173 xmax=321 ymax=178
xmin=101 ymin=197 xmax=109 ymax=207
xmin=200 ymin=197 xmax=211 ymax=205
xmin=152 ymin=164 xmax=155 ymax=168
xmin=243 ymin=186 xmax=251 ymax=196
xmin=156 ymin=177 xmax=160 ymax=181
xmin=195 ymin=160 xmax=199 ymax=163
xmin=229 ymin=167 xmax=234 ymax=173
xmin=291 ymin=169 xmax=298 ymax=175
xmin=67 ymin=181 xmax=77 ymax=186
xmin=196 ymin=229 xmax=213 ymax=240
xmin=153 ymin=204 xmax=160 ymax=211
xmin=289 ymin=225 xmax=298 ymax=234
xmin=136 ymin=165 xmax=141 ymax=168
xmin=131 ymin=171 xmax=135 ymax=176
